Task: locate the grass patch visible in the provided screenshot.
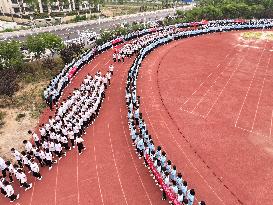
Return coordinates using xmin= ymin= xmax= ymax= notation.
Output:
xmin=242 ymin=32 xmax=263 ymax=40
xmin=266 ymin=33 xmax=273 ymax=40
xmin=0 ymin=56 xmax=64 ymax=118
xmin=15 ymin=113 xmax=26 ymax=121
xmin=0 ymin=111 xmax=6 ymax=128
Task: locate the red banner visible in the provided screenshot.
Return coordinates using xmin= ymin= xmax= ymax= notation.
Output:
xmin=112 ymin=38 xmax=123 ymax=45
xmin=68 ymin=67 xmax=77 ymax=79
xmin=146 ymin=154 xmax=182 ymax=205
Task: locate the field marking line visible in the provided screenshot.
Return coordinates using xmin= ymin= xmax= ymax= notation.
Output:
xmin=116 ymin=61 xmax=152 ymax=204
xmin=184 ymin=52 xmax=237 ymax=114
xmin=190 ymin=71 xmax=225 ymax=114
xmin=79 ymin=176 xmax=97 ymax=183
xmin=236 ymin=125 xmax=268 ymax=138
xmin=108 ymin=123 xmax=129 ymax=205
xmin=29 ymin=180 xmax=36 ymax=205
xmin=181 ymin=47 xmax=237 ymax=108
xmin=76 ymin=148 xmax=80 ymax=205
xmin=251 ymin=55 xmax=271 ymax=131
xmin=158 ymin=111 xmax=224 ymax=204
xmin=235 ymin=47 xmax=266 ymax=128
xmin=104 ymin=59 xmax=110 ymax=65
xmin=93 ymin=144 xmax=105 ymax=205
xmin=204 ymin=47 xmax=251 ymax=118
xmin=180 ymin=107 xmax=205 ymax=118
xmin=140 ymin=88 xmax=163 ymax=146
xmin=54 ymin=163 xmax=59 ymax=205
xmin=57 ymin=193 xmax=77 ymax=201
xmin=181 ymin=72 xmax=213 ymax=106
xmin=120 ymin=109 xmax=153 ymax=205
xmin=269 ymin=110 xmax=273 ymax=138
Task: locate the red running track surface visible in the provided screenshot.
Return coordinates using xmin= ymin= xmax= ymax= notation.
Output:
xmin=0 ymin=48 xmax=167 ymax=204
xmin=138 ymin=31 xmax=273 ymax=205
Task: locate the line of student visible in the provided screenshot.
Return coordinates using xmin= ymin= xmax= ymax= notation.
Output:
xmin=0 ymin=68 xmax=113 ymax=203
xmin=126 ymin=62 xmax=204 ymax=204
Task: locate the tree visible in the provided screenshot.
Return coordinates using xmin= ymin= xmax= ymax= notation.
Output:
xmin=26 ymin=33 xmax=64 ymax=58
xmin=26 ymin=35 xmax=46 ymax=58
xmin=60 ymin=43 xmax=83 ymax=64
xmin=0 ymin=40 xmax=23 ymax=70
xmin=40 ymin=33 xmax=64 ymax=53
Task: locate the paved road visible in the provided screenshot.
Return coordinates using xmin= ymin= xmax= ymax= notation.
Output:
xmin=0 ymin=5 xmax=193 ymax=42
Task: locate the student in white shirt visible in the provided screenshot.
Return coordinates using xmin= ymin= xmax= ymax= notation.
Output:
xmin=21 ymin=151 xmax=31 ymax=173
xmin=5 ymin=161 xmax=14 ymax=183
xmin=162 ymin=172 xmax=170 ymax=201
xmin=37 ymin=148 xmax=46 ymax=167
xmin=28 ymin=130 xmax=40 ymax=148
xmin=39 ymin=125 xmax=47 ymax=141
xmin=109 ymin=64 xmax=114 ymax=75
xmin=60 ymin=135 xmax=70 ymax=151
xmin=171 ymin=181 xmax=178 ymax=195
xmin=3 ymin=180 xmax=19 ymax=202
xmin=23 ymin=140 xmax=33 ymax=155
xmin=30 ymin=159 xmax=42 ymax=180
xmin=0 ymin=157 xmax=8 ymax=178
xmin=176 ymin=172 xmax=183 ymax=190
xmin=198 ymin=201 xmax=206 ymax=205
xmin=75 ymin=136 xmax=85 ymax=155
xmin=11 ymin=148 xmax=23 ymax=168
xmin=49 ymin=140 xmax=55 ymax=153
xmin=183 ymin=198 xmax=189 ymax=205
xmin=54 ymin=140 xmax=66 ymax=159
xmin=68 ymin=128 xmax=75 ymax=148
xmin=177 ymin=190 xmax=184 ymax=203
xmin=45 ymin=149 xmax=53 ymax=170
xmin=112 ymin=53 xmax=116 ymax=62
xmin=16 ymin=169 xmax=32 ymax=191
xmin=0 ymin=176 xmax=6 ymax=195
xmin=170 ymin=165 xmax=177 ymax=182
xmin=181 ymin=181 xmax=188 ymax=197
xmin=187 ymin=189 xmax=195 ymax=205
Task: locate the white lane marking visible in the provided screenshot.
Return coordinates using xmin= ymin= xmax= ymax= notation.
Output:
xmin=108 ymin=123 xmax=128 ymax=205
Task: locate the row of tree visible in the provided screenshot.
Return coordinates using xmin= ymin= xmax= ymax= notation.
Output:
xmin=23 ymin=0 xmax=102 ymax=15
xmin=22 ymin=0 xmax=181 ymax=17
xmin=179 ymin=0 xmax=273 ymax=21
xmin=0 ymin=33 xmax=64 ymax=70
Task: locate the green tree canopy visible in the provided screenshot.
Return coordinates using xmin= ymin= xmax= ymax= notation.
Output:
xmin=0 ymin=40 xmax=23 ymax=70
xmin=26 ymin=33 xmax=64 ymax=58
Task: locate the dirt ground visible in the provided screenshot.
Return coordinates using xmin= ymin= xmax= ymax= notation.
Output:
xmin=0 ymin=82 xmax=46 ymax=161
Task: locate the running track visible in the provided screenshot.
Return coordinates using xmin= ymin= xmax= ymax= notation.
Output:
xmin=0 ymin=48 xmax=166 ymax=204
xmin=1 ymin=31 xmax=273 ymax=205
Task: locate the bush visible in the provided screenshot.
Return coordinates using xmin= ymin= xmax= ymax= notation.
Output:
xmin=60 ymin=43 xmax=84 ymax=64
xmin=0 ymin=69 xmax=19 ymax=97
xmin=15 ymin=113 xmax=26 ymax=122
xmin=74 ymin=15 xmax=87 ymax=22
xmin=0 ymin=111 xmax=6 ymax=128
xmin=0 ymin=40 xmax=23 ymax=70
xmin=26 ymin=33 xmax=64 ymax=58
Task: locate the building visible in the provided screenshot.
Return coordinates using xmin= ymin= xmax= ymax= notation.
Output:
xmin=0 ymin=0 xmax=92 ymax=16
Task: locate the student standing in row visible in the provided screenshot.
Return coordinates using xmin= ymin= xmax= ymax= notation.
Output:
xmin=3 ymin=180 xmax=19 ymax=202
xmin=76 ymin=136 xmax=85 ymax=155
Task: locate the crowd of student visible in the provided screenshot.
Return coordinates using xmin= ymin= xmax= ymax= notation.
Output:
xmin=45 ymin=18 xmax=273 ymax=109
xmin=0 ymin=68 xmax=113 ymax=202
xmin=64 ymin=31 xmax=97 ymax=46
xmin=124 ymin=19 xmax=273 ymax=204
xmin=112 ymin=28 xmax=178 ymax=64
xmin=43 ymin=26 xmax=165 ymax=106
